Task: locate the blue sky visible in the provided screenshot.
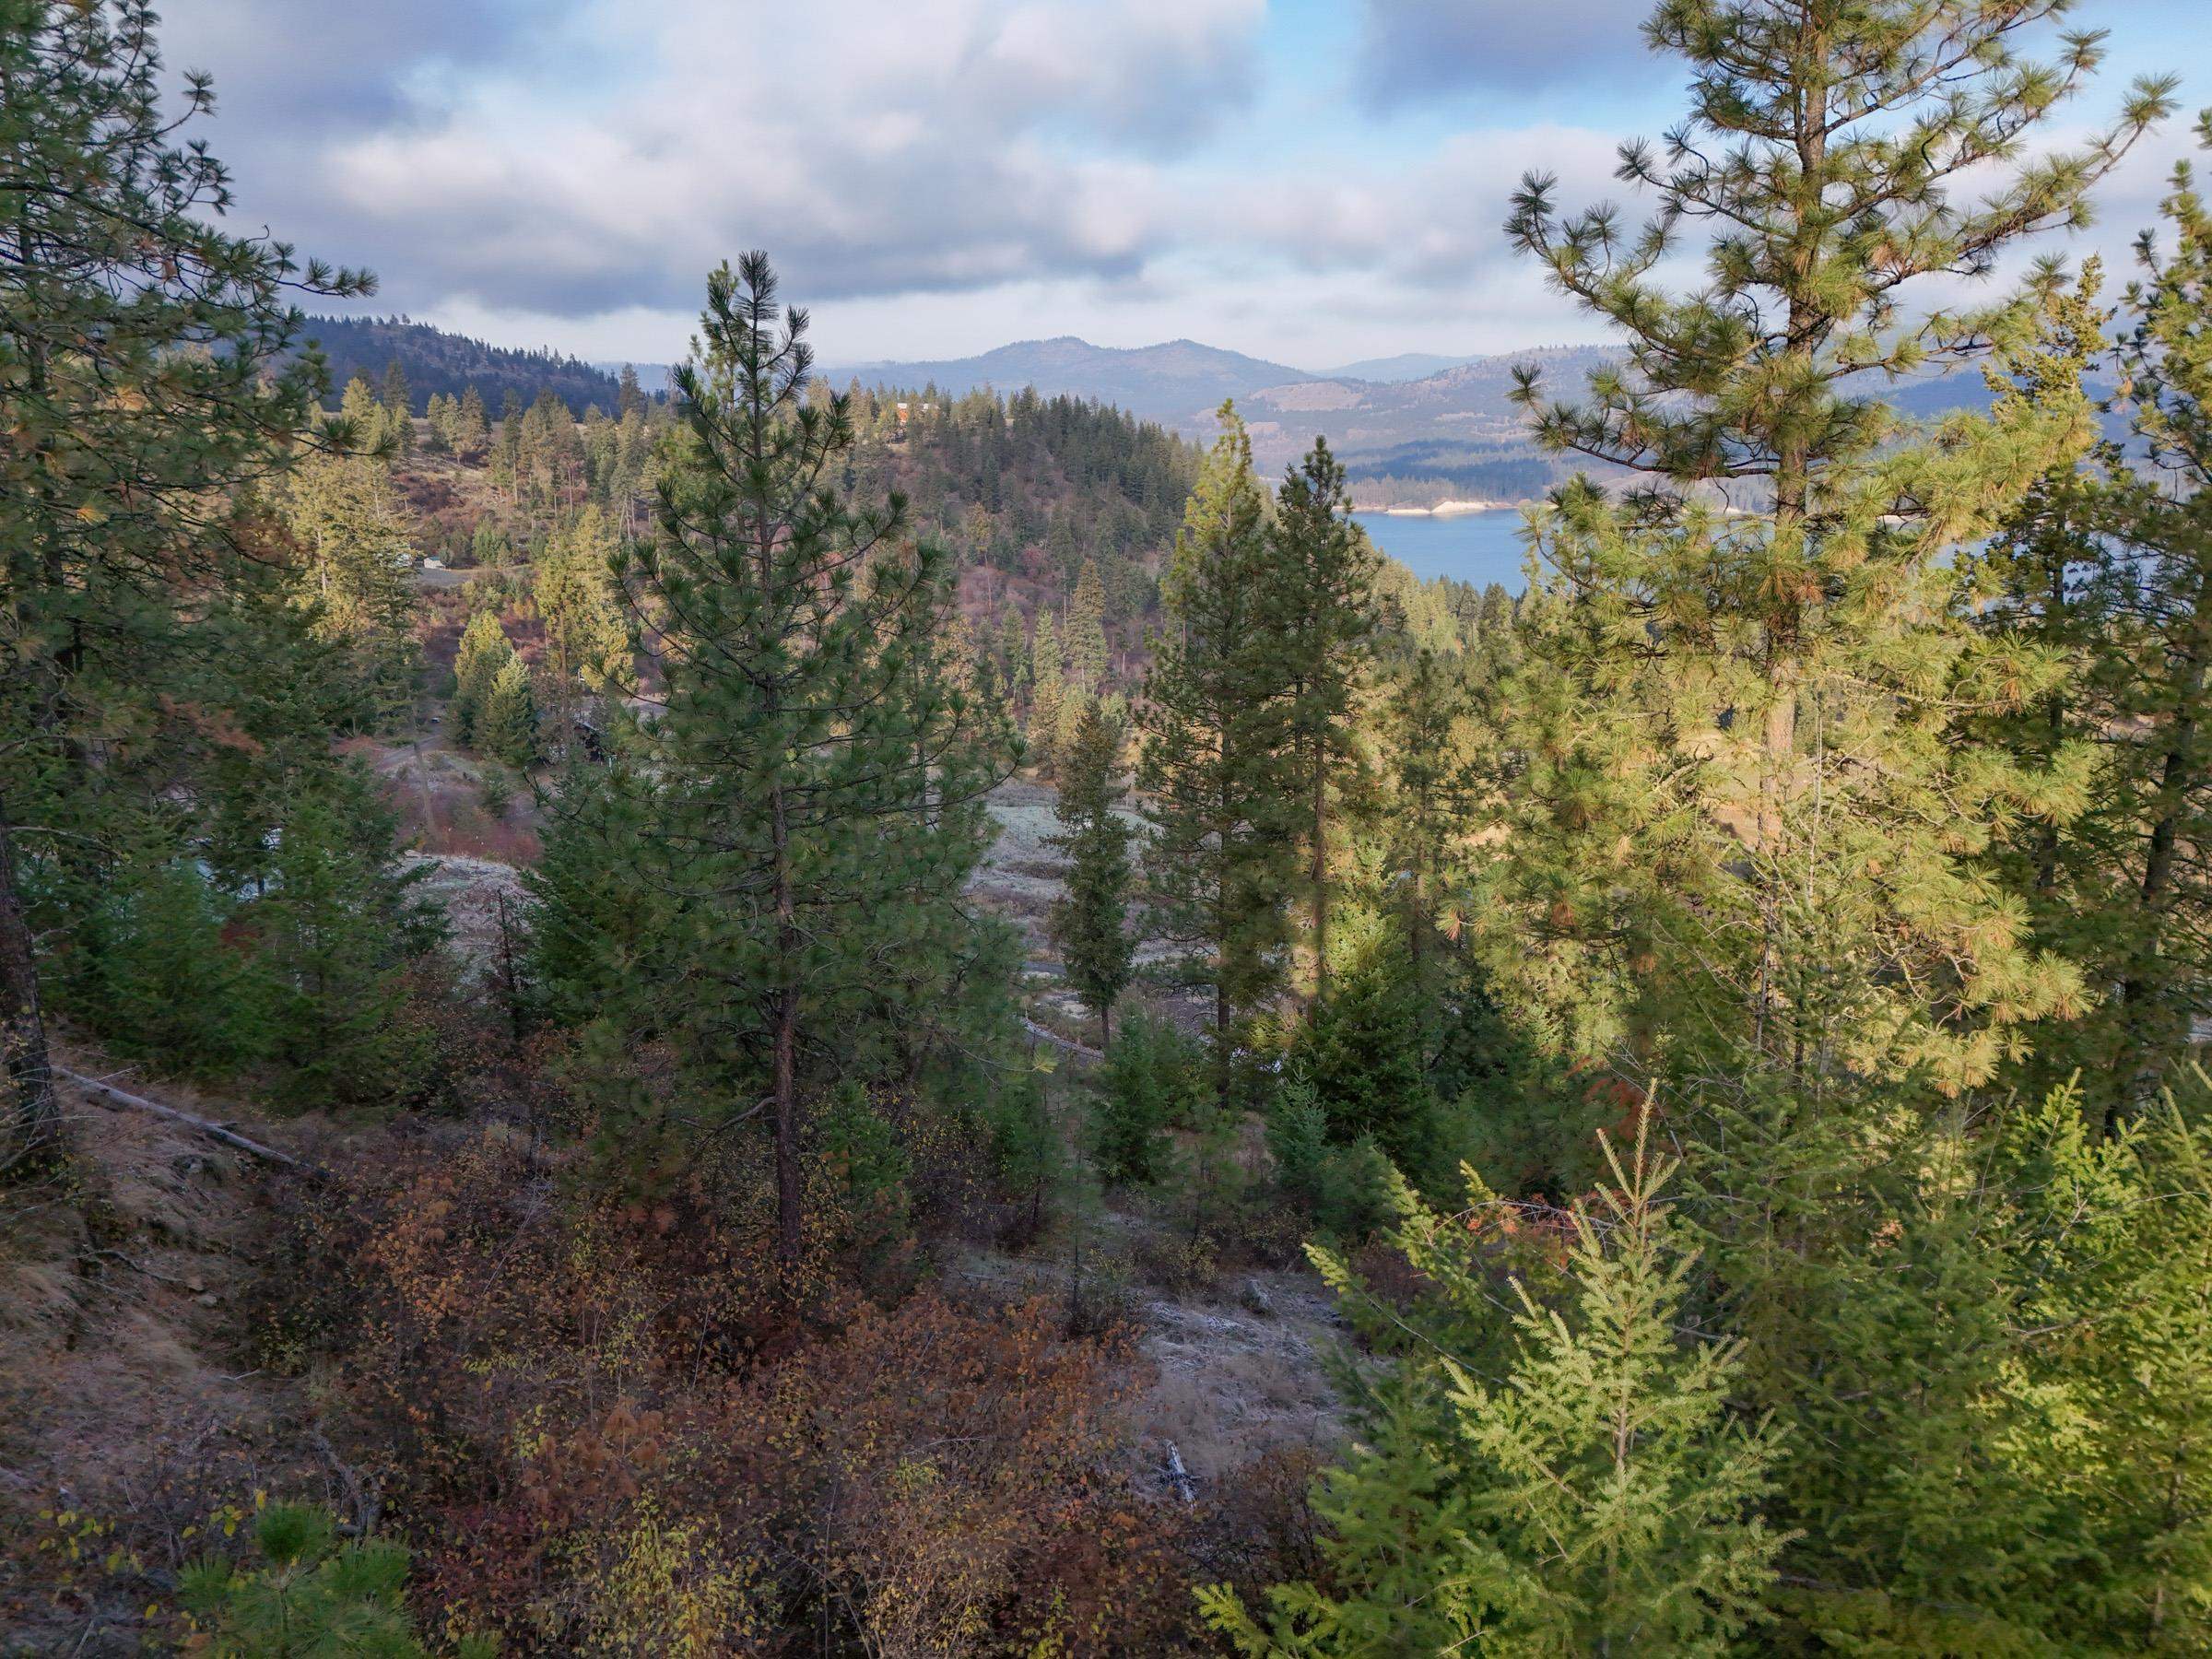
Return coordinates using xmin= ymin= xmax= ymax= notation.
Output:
xmin=162 ymin=0 xmax=2212 ymax=371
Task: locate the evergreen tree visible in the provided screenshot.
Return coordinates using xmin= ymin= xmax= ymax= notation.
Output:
xmin=1204 ymin=1120 xmax=1781 ymax=1654
xmin=573 ymin=253 xmax=1006 ymax=1268
xmin=284 ymin=454 xmax=419 ymax=726
xmin=1486 ymin=1 xmax=2176 ymax=1638
xmin=455 ymin=384 xmax=489 ymax=456
xmin=1066 ymin=556 xmax=1110 ymax=692
xmin=1048 ymin=704 xmax=1136 ymax=1045
xmin=1139 ymin=402 xmax=1297 ymax=1097
xmin=1488 ymin=0 xmax=2171 ymax=1091
xmin=1028 ymin=610 xmax=1065 ymax=774
xmin=536 ymin=505 xmax=629 ymax=696
xmin=178 ymin=1502 xmax=490 ymax=1657
xmin=449 ymin=609 xmax=513 ymax=748
xmin=478 ymin=653 xmax=538 ymax=772
xmin=996 ymin=602 xmax=1030 ymax=702
xmin=2084 ymin=119 xmax=2212 ymax=1118
xmin=1286 ymin=940 xmax=1441 ymax=1181
xmin=380 ymin=357 xmax=413 ymax=454
xmin=1093 ymin=1013 xmax=1206 ymax=1187
xmin=0 ymin=0 xmax=370 ymax=1171
xmin=1380 ymin=648 xmax=1477 ymax=1016
xmin=1265 ymin=437 xmax=1376 ymax=998
xmin=1965 ymin=264 xmax=2143 ymax=1123
xmin=241 ymin=780 xmax=433 ymax=1112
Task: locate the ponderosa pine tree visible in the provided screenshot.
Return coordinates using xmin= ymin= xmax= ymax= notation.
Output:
xmin=1140 ymin=402 xmax=1297 ymax=1096
xmin=456 ymin=385 xmax=489 ymax=457
xmin=1265 ymin=437 xmax=1376 ymax=999
xmin=1493 ymin=0 xmax=2171 ymax=1096
xmin=0 ymin=0 xmax=371 ymax=1173
xmin=577 ymin=253 xmax=1003 ymax=1268
xmin=1378 ymin=648 xmax=1476 ymax=1012
xmin=1484 ymin=1 xmax=2177 ymax=1640
xmin=381 ymin=359 xmax=413 ymax=455
xmin=1048 ymin=703 xmax=1136 ymax=1045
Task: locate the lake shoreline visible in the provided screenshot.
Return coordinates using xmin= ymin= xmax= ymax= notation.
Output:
xmin=1349 ymin=498 xmax=1529 ymax=517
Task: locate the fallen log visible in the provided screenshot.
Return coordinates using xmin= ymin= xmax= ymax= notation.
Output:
xmin=54 ymin=1066 xmax=326 ymax=1180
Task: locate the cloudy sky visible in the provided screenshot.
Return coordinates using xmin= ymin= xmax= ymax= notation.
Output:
xmin=163 ymin=0 xmax=2212 ymax=371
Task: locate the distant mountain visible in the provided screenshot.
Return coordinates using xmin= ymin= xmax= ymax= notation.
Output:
xmin=302 ymin=315 xmax=637 ymax=416
xmin=820 ymin=335 xmax=1317 ymax=428
xmin=1234 ymin=345 xmax=1620 ymax=476
xmin=1313 ymin=351 xmax=1486 ymax=383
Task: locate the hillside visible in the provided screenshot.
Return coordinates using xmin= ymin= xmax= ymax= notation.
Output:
xmin=301 ymin=315 xmax=642 ymax=416
xmin=1313 ymin=350 xmax=1486 ymax=382
xmin=822 ymin=335 xmax=1318 ymax=428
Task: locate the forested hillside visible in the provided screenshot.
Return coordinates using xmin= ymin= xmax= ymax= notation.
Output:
xmin=300 ymin=314 xmax=650 ymax=417
xmin=13 ymin=2 xmax=2212 ymax=1655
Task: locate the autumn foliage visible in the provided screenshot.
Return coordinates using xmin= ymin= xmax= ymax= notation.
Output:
xmin=262 ymin=1127 xmax=1202 ymax=1653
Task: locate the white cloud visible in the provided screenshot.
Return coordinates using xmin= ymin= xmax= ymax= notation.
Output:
xmin=157 ymin=0 xmax=2206 ymax=367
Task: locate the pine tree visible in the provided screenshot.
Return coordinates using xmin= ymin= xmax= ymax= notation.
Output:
xmin=1380 ymin=649 xmax=1476 ymax=1013
xmin=1483 ymin=4 xmax=2177 ymax=1639
xmin=1265 ymin=437 xmax=1376 ymax=998
xmin=479 ymin=653 xmax=539 ymax=771
xmin=455 ymin=384 xmax=489 ymax=456
xmin=284 ymin=454 xmax=419 ymax=726
xmin=380 ymin=358 xmax=413 ymax=454
xmin=1139 ymin=402 xmax=1297 ymax=1097
xmin=1203 ymin=1118 xmax=1782 ymax=1654
xmin=997 ymin=602 xmax=1030 ymax=700
xmin=2086 ymin=119 xmax=2212 ymax=1118
xmin=1488 ymin=0 xmax=2171 ymax=1093
xmin=178 ymin=1502 xmax=491 ymax=1657
xmin=449 ymin=610 xmax=513 ymax=748
xmin=1048 ymin=704 xmax=1136 ymax=1045
xmin=580 ymin=253 xmax=1005 ymax=1268
xmin=420 ymin=390 xmax=453 ymax=454
xmin=242 ymin=780 xmax=433 ymax=1112
xmin=1028 ymin=610 xmax=1065 ymax=774
xmin=1066 ymin=556 xmax=1110 ymax=692
xmin=536 ymin=505 xmax=629 ymax=696
xmin=0 ymin=0 xmax=370 ymax=1171
xmin=492 ymin=388 xmax=524 ymax=497
xmin=1964 ymin=264 xmax=2141 ymax=1123
xmin=1093 ymin=1013 xmax=1206 ymax=1186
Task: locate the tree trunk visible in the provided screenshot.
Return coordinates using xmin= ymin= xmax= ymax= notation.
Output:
xmin=0 ymin=798 xmax=58 ymax=1181
xmin=1311 ymin=737 xmax=1330 ymax=1002
xmin=771 ymin=783 xmax=803 ymax=1272
xmin=2115 ymin=609 xmax=2207 ymax=1121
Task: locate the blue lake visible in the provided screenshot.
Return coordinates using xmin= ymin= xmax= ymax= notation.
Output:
xmin=1353 ymin=509 xmax=1535 ymax=591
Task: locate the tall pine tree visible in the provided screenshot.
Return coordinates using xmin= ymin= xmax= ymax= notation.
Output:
xmin=1139 ymin=402 xmax=1297 ymax=1099
xmin=1048 ymin=704 xmax=1136 ymax=1045
xmin=568 ymin=253 xmax=1004 ymax=1268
